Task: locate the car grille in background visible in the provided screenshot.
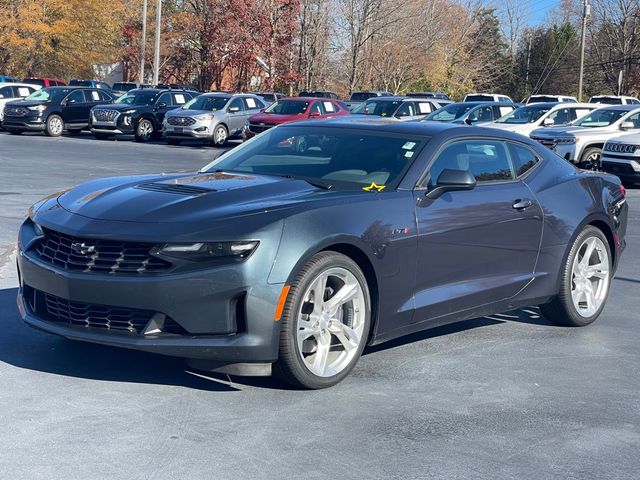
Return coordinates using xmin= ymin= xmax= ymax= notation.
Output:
xmin=4 ymin=106 xmax=28 ymax=117
xmin=93 ymin=109 xmax=118 ymax=122
xmin=135 ymin=182 xmax=213 ymax=195
xmin=531 ymin=136 xmax=557 ymax=149
xmin=32 ymin=228 xmax=172 ymax=274
xmin=167 ymin=116 xmax=196 ymax=126
xmin=248 ymin=123 xmax=274 ymax=134
xmin=604 ymin=143 xmax=640 ymax=154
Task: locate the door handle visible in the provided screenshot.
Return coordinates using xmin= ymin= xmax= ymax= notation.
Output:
xmin=512 ymin=199 xmax=533 ymax=210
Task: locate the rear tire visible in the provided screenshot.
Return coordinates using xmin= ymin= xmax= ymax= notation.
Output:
xmin=539 ymin=226 xmax=611 ymax=327
xmin=45 ymin=114 xmax=64 ymax=137
xmin=274 ymin=252 xmax=371 ymax=389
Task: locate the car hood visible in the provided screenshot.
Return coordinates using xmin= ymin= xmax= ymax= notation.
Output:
xmin=165 ymin=109 xmax=219 ymax=118
xmin=248 ymin=112 xmax=309 ymax=124
xmin=530 ymin=125 xmax=615 ymax=137
xmin=6 ymin=100 xmax=47 ymax=108
xmin=95 ymin=103 xmax=149 ymax=111
xmin=56 ymin=171 xmax=331 ymax=224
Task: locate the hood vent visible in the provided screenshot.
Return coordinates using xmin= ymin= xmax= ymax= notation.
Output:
xmin=135 ymin=182 xmax=214 ymax=196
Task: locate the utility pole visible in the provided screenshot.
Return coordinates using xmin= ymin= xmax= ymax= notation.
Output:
xmin=578 ymin=0 xmax=590 ymax=102
xmin=139 ymin=0 xmax=148 ymax=85
xmin=525 ymin=33 xmax=532 ymax=95
xmin=152 ymin=0 xmax=162 ymax=86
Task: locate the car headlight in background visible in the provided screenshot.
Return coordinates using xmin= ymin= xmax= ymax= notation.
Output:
xmin=194 ymin=114 xmax=215 ymax=121
xmin=556 ymin=137 xmax=577 ymax=144
xmin=155 ymin=241 xmax=259 ymax=261
xmin=27 ymin=105 xmax=47 ymax=112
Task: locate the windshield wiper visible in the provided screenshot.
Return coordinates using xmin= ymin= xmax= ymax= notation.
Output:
xmin=280 ymin=175 xmax=333 ymax=190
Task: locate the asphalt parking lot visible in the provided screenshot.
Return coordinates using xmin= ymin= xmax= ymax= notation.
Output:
xmin=1 ymin=130 xmax=639 ymax=480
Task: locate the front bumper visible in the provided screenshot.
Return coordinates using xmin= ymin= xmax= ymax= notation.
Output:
xmin=17 ymin=221 xmax=284 ymax=362
xmin=601 ymin=155 xmax=640 ymax=183
xmin=2 ymin=115 xmax=46 ymax=131
xmin=164 ymin=120 xmax=214 ymax=140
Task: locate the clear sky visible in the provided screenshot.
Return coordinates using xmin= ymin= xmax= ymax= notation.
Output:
xmin=527 ymin=0 xmax=560 ymax=25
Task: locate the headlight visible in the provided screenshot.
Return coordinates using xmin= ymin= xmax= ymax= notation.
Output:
xmin=155 ymin=241 xmax=259 ymax=261
xmin=556 ymin=137 xmax=577 ymax=144
xmin=195 ymin=114 xmax=215 ymax=121
xmin=122 ymin=109 xmax=135 ymax=115
xmin=27 ymin=105 xmax=46 ymax=112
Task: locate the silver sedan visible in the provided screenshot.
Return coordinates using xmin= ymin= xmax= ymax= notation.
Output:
xmin=163 ymin=93 xmax=266 ymax=146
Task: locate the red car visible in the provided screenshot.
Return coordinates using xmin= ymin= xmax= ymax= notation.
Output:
xmin=243 ymin=97 xmax=349 ymax=140
xmin=23 ymin=77 xmax=67 ymax=88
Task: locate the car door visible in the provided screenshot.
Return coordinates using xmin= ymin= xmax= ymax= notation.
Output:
xmin=242 ymin=96 xmax=264 ymax=117
xmin=84 ymin=89 xmax=109 ymax=119
xmin=410 ymin=138 xmax=543 ymax=325
xmin=394 ymin=102 xmax=417 ymax=121
xmin=61 ymin=89 xmax=88 ymax=125
xmin=226 ymin=97 xmax=246 ymax=135
xmin=318 ymin=100 xmax=341 ymax=119
xmin=153 ymin=92 xmax=174 ymax=126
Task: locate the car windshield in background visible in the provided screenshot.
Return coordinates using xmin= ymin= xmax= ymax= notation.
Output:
xmin=529 ymin=96 xmax=561 ymax=103
xmin=590 ymin=97 xmax=622 ymax=105
xmin=24 ymin=79 xmax=45 ymax=87
xmin=116 ymin=91 xmax=158 ymax=105
xmin=497 ymin=105 xmax=550 ymax=124
xmin=202 ymin=126 xmax=427 ymax=190
xmin=112 ymin=83 xmax=137 ymax=91
xmin=574 ymin=109 xmax=627 ymax=127
xmin=424 ymin=104 xmax=475 ymax=121
xmin=183 ymin=96 xmax=230 ymax=111
xmin=465 ymin=95 xmax=493 ymax=102
xmin=69 ymin=80 xmax=92 ymax=86
xmin=24 ymin=88 xmax=66 ymax=102
xmin=265 ymin=100 xmax=309 ymax=114
xmin=258 ymin=94 xmax=274 ymax=102
xmin=350 ymin=92 xmax=379 ymax=102
xmin=352 ymin=100 xmax=401 ymax=117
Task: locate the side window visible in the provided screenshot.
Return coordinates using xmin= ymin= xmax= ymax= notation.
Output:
xmin=573 ymin=108 xmax=592 ymax=121
xmin=508 ymin=143 xmax=539 ymax=177
xmin=626 ymin=112 xmax=640 ymax=128
xmin=0 ymin=86 xmax=13 ymax=98
xmin=416 ymin=102 xmax=433 ymax=114
xmin=308 ymin=101 xmax=323 ymax=115
xmin=65 ymin=90 xmax=85 ymax=104
xmin=498 ymin=106 xmax=514 ymax=117
xmin=17 ymin=86 xmax=35 ymax=97
xmin=228 ymin=97 xmax=245 ymax=112
xmin=548 ymin=107 xmax=571 ymax=125
xmin=396 ymin=102 xmax=416 ymax=117
xmin=85 ymin=90 xmax=103 ymax=102
xmin=157 ymin=92 xmax=172 ymax=106
xmin=426 ymin=140 xmax=514 ymax=188
xmin=172 ymin=92 xmax=188 ymax=105
xmin=243 ymin=96 xmax=260 ymax=110
xmin=322 ymin=101 xmax=337 ymax=113
xmin=473 ymin=106 xmax=493 ymax=122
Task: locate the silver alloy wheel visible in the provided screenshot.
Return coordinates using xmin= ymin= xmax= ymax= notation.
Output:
xmin=49 ymin=116 xmax=63 ymax=136
xmin=138 ymin=119 xmax=153 ymax=140
xmin=214 ymin=126 xmax=227 ymax=145
xmin=296 ymin=267 xmax=366 ymax=377
xmin=571 ymin=236 xmax=610 ymax=318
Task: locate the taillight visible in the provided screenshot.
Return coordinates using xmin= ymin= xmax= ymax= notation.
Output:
xmin=620 ymin=184 xmax=626 ymax=197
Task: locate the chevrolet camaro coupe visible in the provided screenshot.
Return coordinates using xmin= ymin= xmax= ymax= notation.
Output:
xmin=17 ymin=119 xmax=628 ymax=389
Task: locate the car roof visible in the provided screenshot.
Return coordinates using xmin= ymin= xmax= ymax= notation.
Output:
xmin=522 ymin=102 xmax=593 ymax=108
xmin=285 ymin=96 xmax=331 ymax=102
xmin=0 ymin=82 xmax=40 ymax=88
xmin=443 ymin=101 xmax=516 ymax=107
xmin=592 ymin=104 xmax=640 ymax=111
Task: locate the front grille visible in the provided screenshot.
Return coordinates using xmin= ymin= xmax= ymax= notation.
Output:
xmin=248 ymin=123 xmax=274 ymax=134
xmin=531 ymin=136 xmax=557 ymax=149
xmin=135 ymin=182 xmax=213 ymax=195
xmin=5 ymin=106 xmax=28 ymax=117
xmin=604 ymin=143 xmax=640 ymax=154
xmin=32 ymin=228 xmax=172 ymax=275
xmin=167 ymin=116 xmax=196 ymax=126
xmin=93 ymin=109 xmax=118 ymax=122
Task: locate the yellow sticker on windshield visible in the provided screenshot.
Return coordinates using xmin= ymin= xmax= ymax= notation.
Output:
xmin=363 ymin=182 xmax=386 ymax=192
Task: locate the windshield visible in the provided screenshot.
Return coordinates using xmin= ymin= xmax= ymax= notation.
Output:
xmin=589 ymin=96 xmax=622 ymax=105
xmin=265 ymin=100 xmax=309 ymax=115
xmin=350 ymin=92 xmax=379 ymax=102
xmin=201 ymin=126 xmax=427 ymax=191
xmin=24 ymin=88 xmax=68 ymax=102
xmin=112 ymin=83 xmax=136 ymax=91
xmin=496 ymin=105 xmax=550 ymax=124
xmin=352 ymin=99 xmax=401 ymax=116
xmin=465 ymin=94 xmax=493 ymax=102
xmin=24 ymin=79 xmax=45 ymax=87
xmin=116 ymin=90 xmax=158 ymax=105
xmin=424 ymin=103 xmax=475 ymax=121
xmin=183 ymin=95 xmax=230 ymax=111
xmin=528 ymin=96 xmax=560 ymax=103
xmin=573 ymin=109 xmax=628 ymax=127
xmin=69 ymin=80 xmax=92 ymax=87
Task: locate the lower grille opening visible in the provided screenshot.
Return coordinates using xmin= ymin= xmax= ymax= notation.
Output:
xmin=231 ymin=293 xmax=247 ymax=334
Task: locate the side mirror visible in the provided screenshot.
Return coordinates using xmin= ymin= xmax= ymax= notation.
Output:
xmin=228 ymin=106 xmax=240 ymax=113
xmin=65 ymin=99 xmax=76 ymax=105
xmin=543 ymin=118 xmax=555 ymax=126
xmin=464 ymin=116 xmax=477 ymax=125
xmin=620 ymin=121 xmax=635 ymax=131
xmin=426 ymin=169 xmax=477 ymax=199
xmin=155 ymin=102 xmax=168 ymax=110
xmin=308 ymin=110 xmax=321 ymax=118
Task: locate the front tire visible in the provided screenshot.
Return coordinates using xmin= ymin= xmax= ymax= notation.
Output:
xmin=212 ymin=125 xmax=228 ymax=147
xmin=45 ymin=114 xmax=64 ymax=137
xmin=134 ymin=118 xmax=154 ymax=142
xmin=580 ymin=147 xmax=602 ymax=170
xmin=274 ymin=252 xmax=371 ymax=389
xmin=539 ymin=226 xmax=611 ymax=327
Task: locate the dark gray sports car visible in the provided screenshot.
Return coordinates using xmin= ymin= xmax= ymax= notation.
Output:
xmin=17 ymin=119 xmax=628 ymax=388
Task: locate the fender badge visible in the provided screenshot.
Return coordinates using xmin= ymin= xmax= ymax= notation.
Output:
xmin=362 ymin=182 xmax=386 ymax=192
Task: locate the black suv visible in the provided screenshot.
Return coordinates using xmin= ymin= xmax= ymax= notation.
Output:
xmin=2 ymin=86 xmax=115 ymax=136
xmin=89 ymin=88 xmax=198 ymax=142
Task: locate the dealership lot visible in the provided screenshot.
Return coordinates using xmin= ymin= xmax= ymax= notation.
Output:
xmin=1 ymin=131 xmax=639 ymax=479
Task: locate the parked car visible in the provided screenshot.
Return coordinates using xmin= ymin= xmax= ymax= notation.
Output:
xmin=599 ymin=133 xmax=640 ymax=184
xmin=526 ymin=94 xmax=578 ymax=104
xmin=111 ymin=82 xmax=140 ymax=97
xmin=423 ymin=102 xmax=517 ymax=124
xmin=250 ymin=92 xmax=284 ymax=105
xmin=0 ymin=83 xmax=41 ymax=124
xmin=345 ymin=91 xmax=393 ymax=110
xmin=485 ymin=102 xmax=596 ymax=136
xmin=23 ymin=77 xmax=66 ymax=87
xmin=530 ymin=105 xmax=640 ymax=167
xmin=163 ymin=93 xmax=266 ymax=146
xmin=89 ymin=88 xmax=198 ymax=142
xmin=18 ymin=119 xmax=628 ymax=388
xmin=588 ymin=95 xmax=640 ymax=105
xmin=350 ymin=96 xmax=444 ymax=120
xmin=69 ymin=79 xmax=112 ymax=90
xmin=2 ymin=86 xmax=114 ymax=136
xmin=406 ymin=92 xmax=451 ymax=100
xmin=463 ymin=93 xmax=513 ymax=103
xmin=0 ymin=75 xmax=20 ymax=83
xmin=243 ymin=97 xmax=349 ymax=140
xmin=298 ymin=90 xmax=340 ymax=99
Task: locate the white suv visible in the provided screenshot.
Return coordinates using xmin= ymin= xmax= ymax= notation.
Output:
xmin=530 ymin=105 xmax=640 ymax=166
xmin=600 ymin=133 xmax=640 ymax=184
xmin=486 ymin=102 xmax=595 ymax=137
xmin=589 ymin=95 xmax=640 ymax=105
xmin=0 ymin=82 xmax=40 ymax=122
xmin=527 ymin=94 xmax=578 ymax=103
xmin=463 ymin=93 xmax=513 ymax=103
